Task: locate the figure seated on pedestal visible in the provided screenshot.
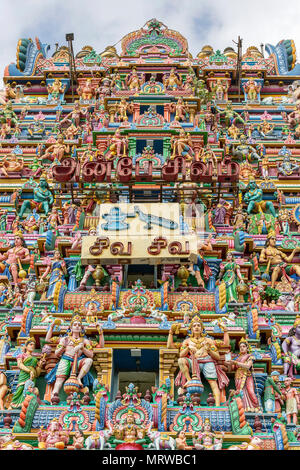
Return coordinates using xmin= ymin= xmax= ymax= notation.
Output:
xmin=171 ymin=129 xmax=194 ymax=161
xmin=0 ymin=153 xmax=24 ymax=177
xmin=259 ymin=231 xmax=300 ymax=289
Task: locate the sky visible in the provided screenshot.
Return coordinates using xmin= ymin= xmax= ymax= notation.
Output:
xmin=1 ymin=0 xmax=300 ymax=81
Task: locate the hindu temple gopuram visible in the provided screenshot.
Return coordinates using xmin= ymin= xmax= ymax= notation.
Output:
xmin=0 ymin=18 xmax=300 ymax=451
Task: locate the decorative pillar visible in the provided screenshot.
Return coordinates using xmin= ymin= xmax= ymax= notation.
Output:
xmin=132 ymin=103 xmax=140 ymax=122
xmin=128 ymin=137 xmax=136 ymax=158
xmin=93 ymin=347 xmax=113 ymax=388
xmin=164 ymin=103 xmax=171 ymax=122
xmin=65 ymin=258 xmax=79 ymax=292
xmin=163 ymin=137 xmax=171 ymax=160
xmin=159 ymin=348 xmax=179 ymax=398
xmin=206 ymin=259 xmax=222 ymax=292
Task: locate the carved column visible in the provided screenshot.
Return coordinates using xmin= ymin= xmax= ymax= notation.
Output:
xmin=164 ymin=103 xmax=171 ymax=122
xmin=206 ymin=259 xmax=222 ymax=292
xmin=93 ymin=347 xmax=113 ymax=388
xmin=65 ymin=258 xmax=78 ymax=292
xmin=132 ymin=103 xmax=140 ymax=123
xmin=159 ymin=348 xmax=179 ymax=397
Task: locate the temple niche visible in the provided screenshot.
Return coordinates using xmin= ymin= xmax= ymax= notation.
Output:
xmin=0 ymin=18 xmax=300 ymax=451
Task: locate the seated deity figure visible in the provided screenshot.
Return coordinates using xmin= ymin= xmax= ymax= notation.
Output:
xmin=0 ymin=153 xmax=24 ymax=177
xmin=244 ymin=179 xmax=277 ymax=217
xmin=277 ymin=152 xmax=299 ymax=176
xmin=168 ymin=315 xmax=230 ymax=406
xmin=171 ymin=129 xmax=195 ymax=161
xmin=193 ymin=418 xmax=223 ymax=450
xmin=45 ymin=315 xmax=94 ymax=399
xmin=231 ymin=135 xmax=261 ymax=162
xmin=243 ymin=78 xmax=261 ymax=101
xmin=259 ymin=231 xmax=300 ymax=288
xmin=109 ymin=409 xmax=150 ymax=446
xmin=60 ymin=101 xmax=87 ymax=128
xmin=170 ymin=97 xmax=189 ymax=122
xmin=125 ymin=69 xmax=145 ymax=91
xmin=40 ymin=135 xmax=70 ymax=163
xmin=257 ymin=119 xmax=274 ymax=138
xmin=18 ymin=176 xmax=54 ymax=218
xmin=77 ymin=78 xmax=96 ymax=101
xmin=47 ymin=79 xmax=65 ymax=100
xmin=163 ymin=68 xmax=182 ymax=90
xmin=38 ymin=418 xmax=70 ymax=450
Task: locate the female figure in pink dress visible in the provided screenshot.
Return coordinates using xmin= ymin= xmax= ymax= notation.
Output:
xmin=226 ymin=338 xmax=260 ymax=412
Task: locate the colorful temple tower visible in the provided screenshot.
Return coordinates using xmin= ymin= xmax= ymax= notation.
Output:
xmin=0 ymin=19 xmax=299 ymax=450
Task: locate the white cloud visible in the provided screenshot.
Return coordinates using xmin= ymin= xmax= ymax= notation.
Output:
xmin=0 ymin=0 xmax=300 ymax=84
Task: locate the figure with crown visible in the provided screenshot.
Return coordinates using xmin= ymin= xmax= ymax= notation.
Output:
xmin=45 ymin=315 xmax=94 ymax=400
xmin=225 ymin=337 xmax=260 ymax=412
xmin=282 ymin=316 xmax=300 ymax=377
xmin=259 ymin=232 xmax=300 ymax=288
xmin=18 ymin=176 xmax=54 ymax=218
xmin=169 ymin=315 xmax=230 ymax=406
xmin=244 ymin=179 xmax=277 ymax=217
xmin=0 ymin=231 xmax=30 ymax=288
xmin=11 ymin=337 xmax=46 ymax=408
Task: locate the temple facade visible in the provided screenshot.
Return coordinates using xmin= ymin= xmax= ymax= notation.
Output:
xmin=0 ymin=19 xmax=299 ymax=450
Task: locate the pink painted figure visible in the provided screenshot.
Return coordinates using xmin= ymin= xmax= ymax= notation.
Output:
xmin=283 ymin=377 xmax=300 ymax=424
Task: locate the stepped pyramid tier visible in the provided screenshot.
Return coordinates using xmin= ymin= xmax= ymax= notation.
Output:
xmin=0 ymin=18 xmax=300 ymax=451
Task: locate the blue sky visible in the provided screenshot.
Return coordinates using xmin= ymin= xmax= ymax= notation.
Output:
xmin=0 ymin=0 xmax=300 ymax=82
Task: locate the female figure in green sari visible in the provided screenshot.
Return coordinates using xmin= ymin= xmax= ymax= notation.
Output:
xmin=217 ymin=251 xmax=244 ymax=303
xmin=11 ymin=338 xmax=44 ymax=408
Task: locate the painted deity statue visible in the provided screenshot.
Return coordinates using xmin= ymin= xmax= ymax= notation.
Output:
xmin=175 ymin=431 xmax=193 ymax=450
xmin=283 ymin=377 xmax=300 ymax=424
xmin=0 ymin=153 xmax=24 ymax=176
xmin=0 ymin=233 xmax=30 ymax=286
xmin=171 ymin=97 xmax=189 ymax=122
xmin=60 ymin=101 xmax=87 ymax=128
xmin=40 ymin=250 xmax=67 ymax=300
xmin=216 ymin=251 xmax=245 ymax=303
xmin=226 ymin=338 xmax=260 ymax=412
xmin=106 ymin=129 xmax=128 ymax=158
xmin=163 ymin=68 xmax=182 ymax=90
xmin=282 ymin=316 xmax=300 ymax=376
xmin=19 ymin=177 xmax=54 ymax=218
xmin=231 ymin=135 xmax=261 ymax=162
xmin=219 ymin=102 xmax=245 ymax=127
xmin=109 ymin=410 xmax=151 ymax=446
xmin=38 ymin=418 xmax=70 ymax=449
xmin=47 ymin=79 xmax=65 ymax=100
xmin=125 ymin=69 xmax=145 ymax=91
xmin=244 ymin=179 xmax=277 ymax=217
xmin=0 ymin=101 xmax=18 ymax=126
xmin=11 ymin=338 xmax=45 ymax=408
xmin=168 ymin=316 xmax=230 ymax=406
xmin=116 ymin=98 xmax=133 ymax=122
xmin=40 ymin=135 xmax=70 ymax=163
xmin=45 ymin=315 xmax=94 ymax=399
xmin=171 ymin=129 xmax=194 ymax=160
xmin=259 ymin=232 xmax=300 ymax=288
xmin=277 ymin=153 xmax=299 ymax=176
xmin=77 ymin=78 xmax=96 ymax=101
xmin=193 ymin=418 xmax=223 ymax=450
xmin=243 ymin=78 xmax=261 ymax=101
